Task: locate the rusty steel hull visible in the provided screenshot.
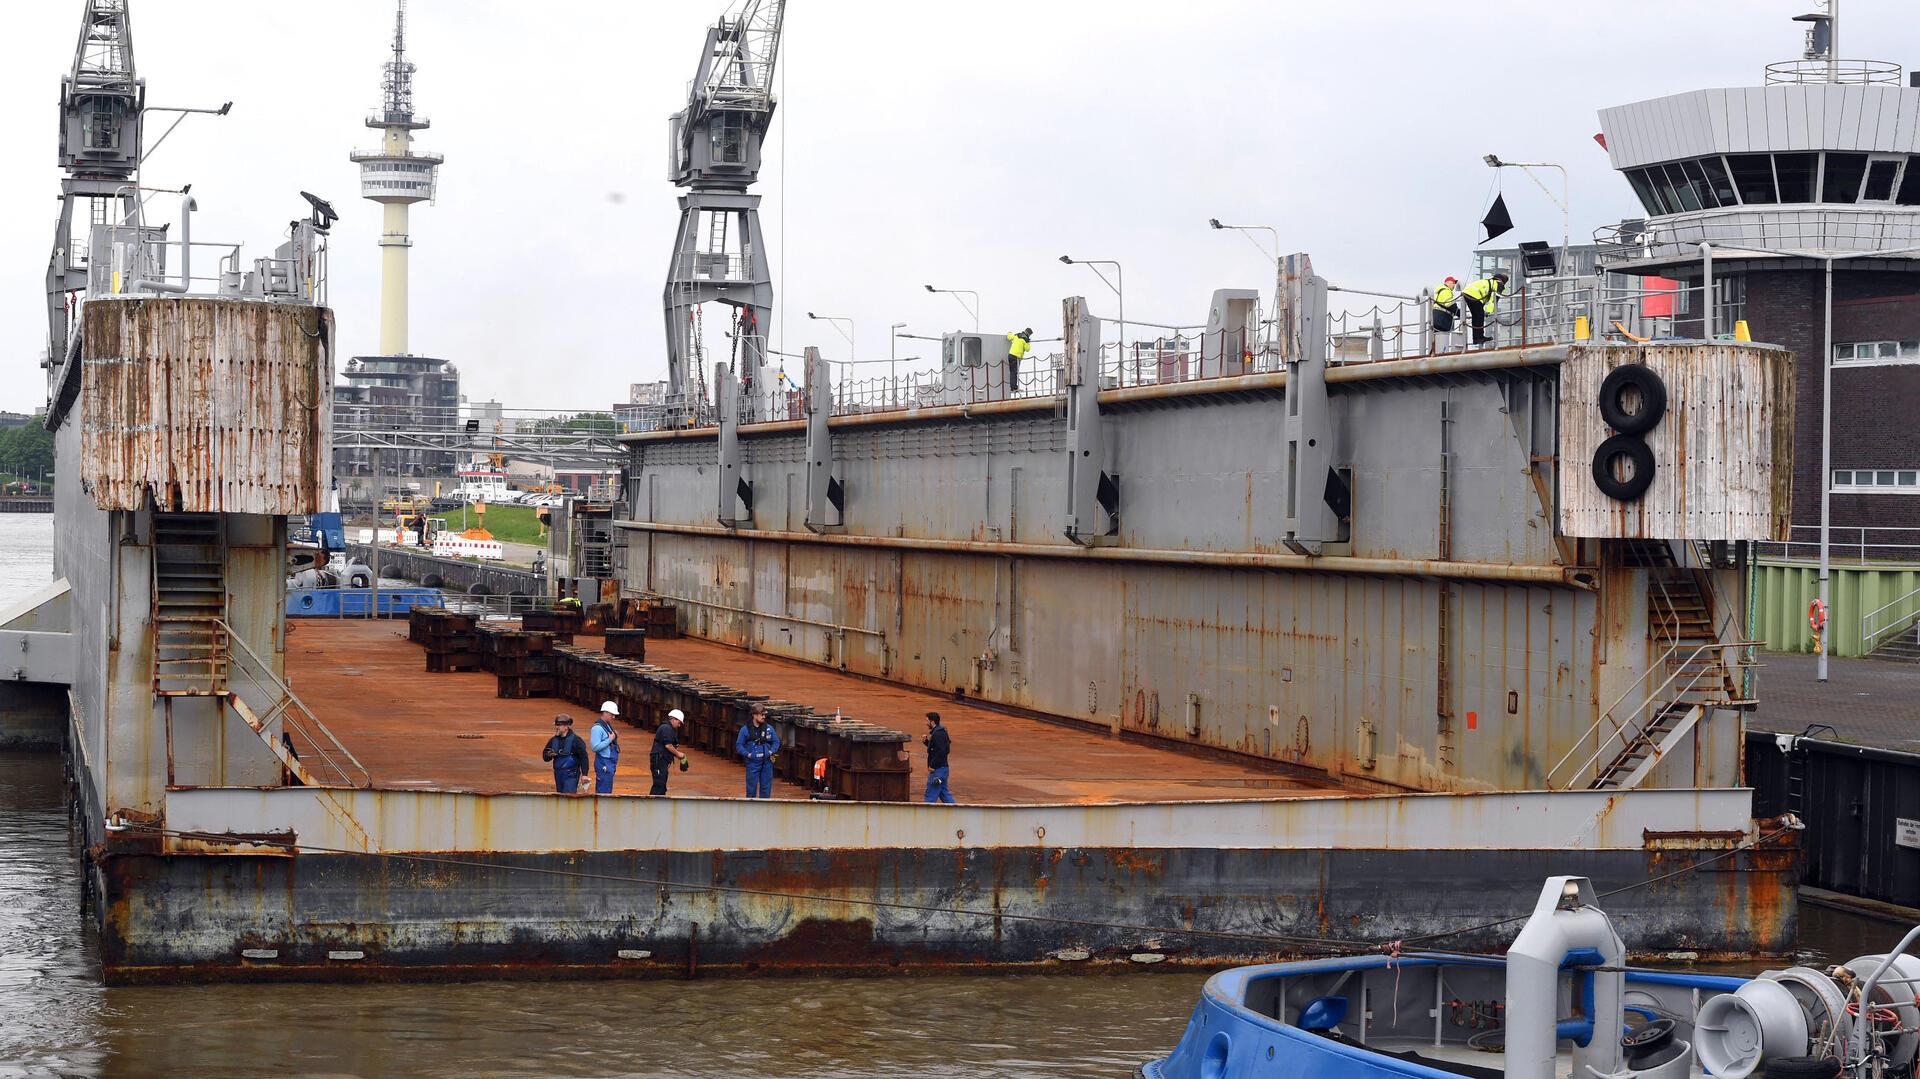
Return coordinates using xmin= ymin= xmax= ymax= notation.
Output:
xmin=89 ymin=841 xmax=1796 ymax=985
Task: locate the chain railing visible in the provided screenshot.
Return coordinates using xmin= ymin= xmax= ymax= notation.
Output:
xmin=756 ymin=276 xmax=1712 ymax=423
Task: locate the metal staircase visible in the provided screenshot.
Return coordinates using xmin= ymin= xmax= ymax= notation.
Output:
xmin=1548 ymin=540 xmax=1756 ymax=791
xmin=1863 ymin=583 xmax=1920 ymax=663
xmin=149 ymin=513 xmax=370 ymax=788
xmin=152 ymin=512 xmax=229 ymax=695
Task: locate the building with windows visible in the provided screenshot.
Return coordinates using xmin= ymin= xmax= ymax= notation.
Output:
xmin=1588 ymin=10 xmax=1920 ymax=654
xmin=1595 ymin=29 xmax=1920 ymax=562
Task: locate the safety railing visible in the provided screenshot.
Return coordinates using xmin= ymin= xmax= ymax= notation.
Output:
xmin=1861 ymin=583 xmax=1920 ymax=654
xmin=1593 ymin=207 xmax=1920 ymax=264
xmin=1546 ymin=638 xmax=1758 ymax=791
xmin=1764 ymin=58 xmax=1902 ymax=85
xmin=213 ymin=617 xmax=372 ymax=788
xmin=436 ymin=592 xmax=563 ymax=621
xmin=1756 ymin=525 xmax=1920 ymax=563
xmin=759 ymin=275 xmax=1716 ymax=423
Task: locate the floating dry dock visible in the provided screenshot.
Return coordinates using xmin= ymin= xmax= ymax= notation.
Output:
xmin=12 ymin=274 xmax=1801 ymax=982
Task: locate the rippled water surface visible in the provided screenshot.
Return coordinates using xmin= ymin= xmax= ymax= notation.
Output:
xmin=0 ymin=512 xmax=1903 ymax=1077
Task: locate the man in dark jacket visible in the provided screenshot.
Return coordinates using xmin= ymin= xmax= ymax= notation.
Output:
xmin=922 ymin=711 xmax=955 ymax=804
xmin=542 ymin=714 xmax=590 ymax=794
xmin=650 ymin=708 xmax=690 ymax=796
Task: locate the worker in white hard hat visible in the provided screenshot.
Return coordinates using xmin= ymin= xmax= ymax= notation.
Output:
xmin=590 ymin=700 xmax=622 ymax=794
xmin=649 ymin=708 xmax=690 ymax=796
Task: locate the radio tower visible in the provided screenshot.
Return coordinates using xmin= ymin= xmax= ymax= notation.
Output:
xmin=350 ymin=0 xmax=442 ymax=356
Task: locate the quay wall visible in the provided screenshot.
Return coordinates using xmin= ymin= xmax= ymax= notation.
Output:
xmin=344 ymin=542 xmax=543 ymax=596
xmin=620 ymin=370 xmax=1747 ymax=794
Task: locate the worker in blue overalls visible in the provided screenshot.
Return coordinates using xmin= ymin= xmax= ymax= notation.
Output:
xmin=542 ymin=714 xmax=590 ymax=794
xmin=590 ymin=700 xmax=623 ymax=794
xmin=736 ymin=703 xmax=781 ymax=799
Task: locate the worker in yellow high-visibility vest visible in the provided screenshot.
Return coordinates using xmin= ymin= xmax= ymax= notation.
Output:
xmin=1006 ymin=327 xmax=1034 ymax=390
xmin=1431 ymin=276 xmax=1461 ymax=334
xmin=1460 ymin=272 xmax=1509 ymax=346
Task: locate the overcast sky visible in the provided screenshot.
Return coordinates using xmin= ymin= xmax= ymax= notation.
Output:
xmin=3 ymin=0 xmax=1911 ymax=414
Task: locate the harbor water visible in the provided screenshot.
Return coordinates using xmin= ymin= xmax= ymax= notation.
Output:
xmin=0 ymin=512 xmax=1899 ymax=1077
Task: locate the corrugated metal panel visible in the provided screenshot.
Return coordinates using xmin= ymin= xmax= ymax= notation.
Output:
xmin=78 ymin=297 xmax=333 ymax=514
xmin=1558 ymin=344 xmax=1794 ymax=541
xmin=1752 ymin=560 xmax=1920 ymax=656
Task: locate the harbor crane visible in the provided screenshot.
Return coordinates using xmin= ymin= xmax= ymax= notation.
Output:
xmin=662 ymin=0 xmax=786 ymax=427
xmin=46 ymin=0 xmax=144 ymax=370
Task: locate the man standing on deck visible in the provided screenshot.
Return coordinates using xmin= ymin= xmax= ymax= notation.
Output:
xmin=590 ymin=701 xmax=622 ymax=794
xmin=542 ymin=714 xmax=590 ymax=794
xmin=923 ymin=711 xmax=955 ymax=804
xmin=736 ymin=703 xmax=781 ymax=799
xmin=650 ymin=708 xmax=690 ymax=796
xmin=1006 ymin=327 xmax=1034 ymax=390
xmin=1460 ymin=272 xmax=1509 ymax=346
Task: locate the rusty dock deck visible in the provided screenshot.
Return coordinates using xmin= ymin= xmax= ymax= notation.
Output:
xmin=286 ymin=618 xmax=1342 ymax=803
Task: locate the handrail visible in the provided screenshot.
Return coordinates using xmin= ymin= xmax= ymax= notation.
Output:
xmin=1861 ymin=582 xmax=1920 ymax=653
xmin=1546 ymin=638 xmax=1759 ymax=790
xmin=213 ymin=617 xmax=371 ymax=788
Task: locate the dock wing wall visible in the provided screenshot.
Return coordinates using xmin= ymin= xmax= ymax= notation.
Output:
xmin=77 ymin=298 xmax=333 ymax=515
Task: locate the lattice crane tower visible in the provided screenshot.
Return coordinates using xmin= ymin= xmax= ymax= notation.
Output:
xmin=350 ymin=0 xmax=442 ymax=356
xmin=663 ymin=0 xmax=786 ymax=426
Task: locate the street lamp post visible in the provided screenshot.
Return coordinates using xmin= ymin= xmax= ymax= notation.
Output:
xmin=1484 ymin=154 xmax=1571 ymax=271
xmin=890 ymin=321 xmax=907 ymax=407
xmin=923 ymin=285 xmax=980 ymax=331
xmin=805 ymin=312 xmax=855 ymax=359
xmin=1211 ymin=218 xmax=1281 ymax=353
xmin=1059 ymin=256 xmax=1124 ymax=375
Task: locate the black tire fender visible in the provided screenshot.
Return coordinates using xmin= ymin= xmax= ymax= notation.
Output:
xmin=1592 ymin=433 xmax=1656 ymax=501
xmin=1598 ymin=363 xmax=1667 ymax=435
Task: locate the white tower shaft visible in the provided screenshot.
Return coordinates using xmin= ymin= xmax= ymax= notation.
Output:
xmin=350 ymin=2 xmax=439 ymax=357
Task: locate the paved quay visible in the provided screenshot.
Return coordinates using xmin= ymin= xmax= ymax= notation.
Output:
xmin=1747 ymin=651 xmax=1920 ymax=752
xmin=285 ymin=618 xmax=1341 ymax=804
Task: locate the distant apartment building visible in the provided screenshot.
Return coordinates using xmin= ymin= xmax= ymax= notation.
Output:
xmin=332 ymin=354 xmax=461 ymax=477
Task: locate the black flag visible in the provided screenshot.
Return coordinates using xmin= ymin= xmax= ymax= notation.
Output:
xmin=1481 ymin=193 xmax=1514 ymax=244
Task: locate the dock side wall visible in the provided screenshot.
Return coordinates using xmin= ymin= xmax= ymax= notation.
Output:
xmin=623 ymin=374 xmax=1745 ymax=793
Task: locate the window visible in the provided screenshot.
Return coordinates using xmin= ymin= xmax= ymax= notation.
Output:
xmin=1698 ymin=156 xmax=1739 ymax=206
xmin=1663 ymin=162 xmax=1703 ymax=211
xmin=1863 ymin=158 xmax=1902 ymax=201
xmin=1626 ymin=168 xmax=1665 ymax=216
xmin=1833 ymin=469 xmax=1920 ymax=493
xmin=1822 ymin=152 xmax=1869 ymax=202
xmin=1833 ymin=339 xmax=1920 ymax=367
xmin=1898 ymin=156 xmax=1920 ymax=205
xmin=1728 ymin=153 xmax=1778 ymax=204
xmin=1775 ymin=152 xmax=1818 ymax=203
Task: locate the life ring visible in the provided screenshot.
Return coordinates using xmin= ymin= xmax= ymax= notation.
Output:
xmin=1599 ymin=363 xmax=1667 ymax=435
xmin=1591 ymin=433 xmax=1656 ymax=501
xmin=1808 ymin=598 xmax=1828 ymax=632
